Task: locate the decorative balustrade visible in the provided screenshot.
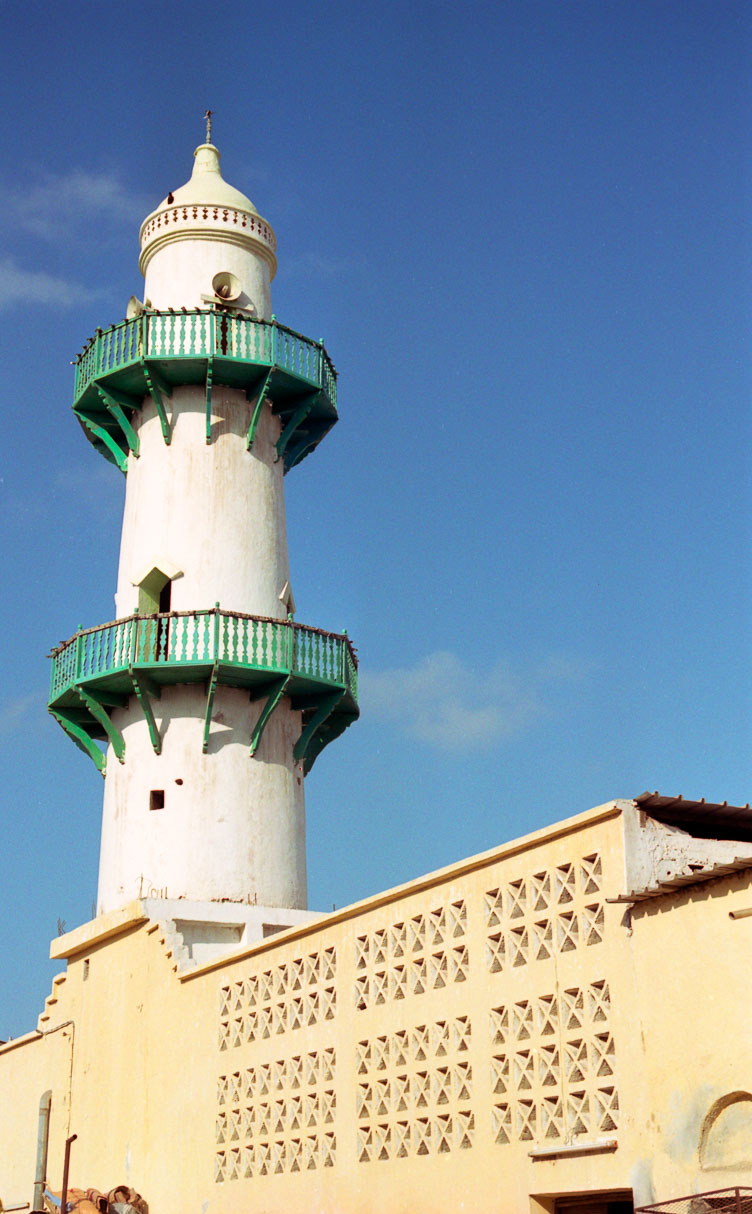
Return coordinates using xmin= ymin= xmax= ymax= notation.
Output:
xmin=73 ymin=311 xmax=337 ymax=407
xmin=50 ymin=609 xmax=357 ymax=702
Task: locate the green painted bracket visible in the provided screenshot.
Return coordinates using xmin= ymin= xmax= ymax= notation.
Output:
xmin=302 ymin=706 xmax=358 ymax=775
xmin=205 ymin=357 xmax=214 ymax=444
xmin=287 ymin=417 xmax=337 ymax=472
xmin=293 ymin=688 xmax=346 ymax=766
xmin=142 ymin=359 xmax=173 ymax=400
xmin=140 ymin=358 xmax=172 ymax=445
xmin=96 ymin=386 xmax=140 ymax=458
xmin=275 ymin=392 xmax=319 ymax=464
xmin=203 ymin=664 xmax=219 ymax=754
xmin=50 ymin=709 xmax=106 ymax=775
xmin=76 ymin=687 xmax=126 ymax=764
xmin=249 ymin=675 xmax=290 ymax=757
xmin=131 ymin=670 xmax=162 ymax=755
xmin=284 ymin=432 xmax=318 ymax=472
xmin=246 ymin=367 xmax=274 ymax=452
xmin=74 ymin=410 xmax=128 ymax=473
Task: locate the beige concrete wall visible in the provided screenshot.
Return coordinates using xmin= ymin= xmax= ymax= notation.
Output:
xmin=0 ymin=1020 xmax=74 ymax=1206
xmin=620 ymin=868 xmax=752 ymax=1205
xmin=3 ymin=802 xmax=752 ymax=1213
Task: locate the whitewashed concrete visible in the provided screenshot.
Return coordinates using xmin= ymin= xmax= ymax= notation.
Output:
xmin=139 ymin=899 xmax=323 ymax=967
xmin=98 ymin=686 xmax=307 ymax=914
xmin=142 ymin=233 xmax=272 ymax=316
xmin=139 ymin=144 xmax=275 ymax=315
xmin=115 ymin=384 xmax=291 ymax=619
xmin=98 ymin=145 xmax=309 ymax=918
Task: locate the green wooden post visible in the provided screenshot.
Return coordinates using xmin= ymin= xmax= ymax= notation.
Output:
xmin=131 ymin=608 xmax=140 ymax=665
xmin=287 ymin=619 xmax=296 ymax=672
xmin=213 ymin=603 xmax=221 ymax=660
xmin=75 ymin=626 xmax=83 ymax=680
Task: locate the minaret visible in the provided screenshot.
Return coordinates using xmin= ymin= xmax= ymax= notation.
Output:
xmin=49 ymin=127 xmax=358 ymax=926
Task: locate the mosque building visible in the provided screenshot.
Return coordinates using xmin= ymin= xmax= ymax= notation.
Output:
xmin=1 ymin=131 xmax=751 ymax=1214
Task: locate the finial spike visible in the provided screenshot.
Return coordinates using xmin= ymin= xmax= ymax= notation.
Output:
xmin=204 ymin=109 xmax=214 ymax=145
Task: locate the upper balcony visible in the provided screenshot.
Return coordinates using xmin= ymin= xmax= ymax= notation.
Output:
xmin=72 ymin=310 xmax=338 ymax=473
xmin=49 ymin=608 xmax=358 ymax=777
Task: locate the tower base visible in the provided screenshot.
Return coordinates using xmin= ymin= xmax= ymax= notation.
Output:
xmin=139 ymin=898 xmax=322 ymax=968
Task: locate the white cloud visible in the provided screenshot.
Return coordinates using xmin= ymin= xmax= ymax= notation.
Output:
xmin=361 ymin=650 xmax=586 ymax=751
xmin=1 ymin=169 xmax=147 ymax=240
xmin=0 ymin=257 xmax=93 ymax=308
xmin=0 ymin=168 xmax=146 ymax=307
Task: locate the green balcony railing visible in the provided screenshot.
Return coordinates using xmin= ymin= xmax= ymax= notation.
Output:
xmin=74 ymin=310 xmax=337 ymax=406
xmin=49 ymin=609 xmax=358 ymax=775
xmin=50 ymin=609 xmax=357 ymax=700
xmin=71 ymin=310 xmax=339 ymax=473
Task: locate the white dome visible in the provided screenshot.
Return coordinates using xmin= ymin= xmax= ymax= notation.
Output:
xmin=154 ymin=144 xmax=260 ymax=215
xmin=138 ymin=143 xmax=277 ymax=293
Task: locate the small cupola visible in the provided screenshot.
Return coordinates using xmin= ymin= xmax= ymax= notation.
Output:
xmin=138 ymin=138 xmax=277 ymax=314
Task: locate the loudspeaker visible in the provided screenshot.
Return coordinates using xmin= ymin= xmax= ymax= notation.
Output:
xmin=212 ymin=271 xmax=241 ymax=301
xmin=126 ymin=295 xmax=144 ymax=319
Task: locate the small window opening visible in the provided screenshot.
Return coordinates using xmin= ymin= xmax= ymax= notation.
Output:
xmin=83 ymin=959 xmax=90 ymax=981
xmin=158 ymin=580 xmax=172 ymax=614
xmin=150 ymin=789 xmax=165 ymax=811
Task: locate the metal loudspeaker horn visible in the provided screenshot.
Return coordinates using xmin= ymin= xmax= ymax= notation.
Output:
xmin=126 ymin=296 xmax=145 ymax=319
xmin=212 ymin=271 xmax=241 ymax=302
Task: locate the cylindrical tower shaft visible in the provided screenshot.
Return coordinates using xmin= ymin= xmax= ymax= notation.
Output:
xmin=48 ymin=138 xmax=358 ymax=919
xmin=114 ymin=386 xmax=292 ymax=620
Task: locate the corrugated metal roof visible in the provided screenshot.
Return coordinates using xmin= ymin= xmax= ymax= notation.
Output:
xmin=635 ymin=790 xmax=752 ymax=842
xmin=607 ymin=792 xmax=752 ymax=904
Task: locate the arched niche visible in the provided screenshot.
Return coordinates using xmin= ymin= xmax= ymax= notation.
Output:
xmin=133 ymin=560 xmax=183 ymax=614
xmin=699 ymin=1091 xmax=752 ymax=1171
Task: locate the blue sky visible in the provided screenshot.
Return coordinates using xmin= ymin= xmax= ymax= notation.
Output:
xmin=1 ymin=0 xmax=750 ymax=1037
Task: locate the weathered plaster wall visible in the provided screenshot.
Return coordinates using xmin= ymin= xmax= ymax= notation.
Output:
xmin=4 ymin=802 xmax=752 ymax=1214
xmin=622 ymin=804 xmax=752 ymax=893
xmin=0 ymin=1021 xmax=74 ymax=1206
xmin=623 ymin=866 xmax=752 ymax=1205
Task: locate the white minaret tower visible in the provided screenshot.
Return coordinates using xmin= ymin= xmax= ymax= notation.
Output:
xmin=49 ymin=124 xmax=358 ymax=940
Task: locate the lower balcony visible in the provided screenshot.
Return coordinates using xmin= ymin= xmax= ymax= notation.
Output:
xmin=49 ymin=609 xmax=359 ymax=775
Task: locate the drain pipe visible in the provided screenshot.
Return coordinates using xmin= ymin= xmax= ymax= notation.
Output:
xmin=60 ymin=1134 xmax=77 ymax=1214
xmin=31 ymin=1091 xmax=52 ymax=1212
